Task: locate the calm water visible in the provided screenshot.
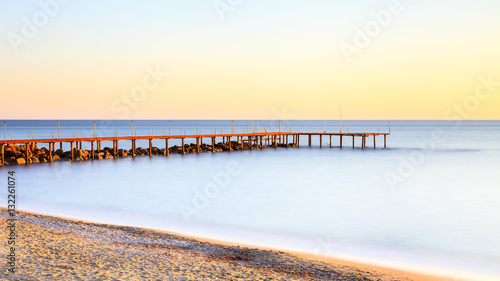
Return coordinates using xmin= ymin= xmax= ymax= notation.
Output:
xmin=1 ymin=120 xmax=499 ymax=280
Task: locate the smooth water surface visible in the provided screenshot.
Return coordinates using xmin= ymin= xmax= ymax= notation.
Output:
xmin=1 ymin=120 xmax=499 ymax=280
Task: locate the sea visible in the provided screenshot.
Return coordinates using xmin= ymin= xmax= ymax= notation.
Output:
xmin=1 ymin=120 xmax=499 ymax=280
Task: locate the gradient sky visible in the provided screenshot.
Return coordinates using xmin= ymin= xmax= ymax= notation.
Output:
xmin=1 ymin=0 xmax=499 ymax=120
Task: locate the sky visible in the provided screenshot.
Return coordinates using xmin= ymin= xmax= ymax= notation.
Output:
xmin=1 ymin=0 xmax=499 ymax=120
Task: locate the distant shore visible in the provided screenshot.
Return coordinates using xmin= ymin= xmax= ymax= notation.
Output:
xmin=1 ymin=207 xmax=446 ymax=280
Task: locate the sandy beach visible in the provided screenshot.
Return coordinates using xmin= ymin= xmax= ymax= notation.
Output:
xmin=1 ymin=208 xmax=448 ymax=280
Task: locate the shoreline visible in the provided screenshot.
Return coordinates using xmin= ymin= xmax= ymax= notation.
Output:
xmin=1 ymin=207 xmax=448 ymax=280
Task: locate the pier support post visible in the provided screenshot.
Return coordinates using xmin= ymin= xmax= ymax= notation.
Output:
xmin=286 ymin=135 xmax=289 ymax=148
xmin=308 ymin=135 xmax=311 ymax=147
xmin=384 ymin=135 xmax=387 ymax=148
xmin=149 ymin=139 xmax=153 ymax=156
xmin=25 ymin=143 xmax=30 ymax=164
xmin=212 ymin=137 xmax=215 ymax=152
xmin=0 ymin=144 xmax=3 ymax=165
xmin=249 ymin=136 xmax=253 ymax=150
xmin=319 ymin=135 xmax=322 ymax=148
xmin=352 ymin=136 xmax=355 ymax=148
xmin=60 ymin=142 xmax=62 ymax=150
xmin=131 ymin=140 xmax=135 ymax=157
xmin=228 ymin=137 xmax=231 ymax=152
xmin=97 ymin=141 xmax=101 ymax=151
xmin=297 ymin=135 xmax=300 ymax=147
xmin=49 ymin=143 xmax=53 ymax=162
xmin=260 ymin=136 xmax=263 ymax=149
xmin=166 ymin=139 xmax=169 ymax=155
xmin=340 ymin=135 xmax=343 ymax=149
xmin=330 ymin=135 xmax=332 ymax=148
xmin=113 ymin=140 xmax=116 ymax=157
xmin=373 ymin=135 xmax=376 ymax=149
xmin=197 ymin=137 xmax=201 ymax=153
xmin=71 ymin=142 xmax=74 ymax=161
xmin=241 ymin=137 xmax=244 ymax=151
xmin=182 ymin=138 xmax=185 ymax=154
xmin=274 ymin=135 xmax=277 ymax=149
xmin=362 ymin=136 xmax=365 ymax=149
xmin=91 ymin=141 xmax=94 ymax=160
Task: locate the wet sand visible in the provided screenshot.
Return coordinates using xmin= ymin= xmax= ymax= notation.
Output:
xmin=1 ymin=208 xmax=448 ymax=280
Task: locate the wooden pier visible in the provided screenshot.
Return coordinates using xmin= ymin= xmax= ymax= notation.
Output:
xmin=1 ymin=131 xmax=390 ymax=165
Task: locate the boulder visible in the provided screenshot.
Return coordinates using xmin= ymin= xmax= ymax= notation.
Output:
xmin=38 ymin=147 xmax=48 ymax=156
xmin=135 ymin=147 xmax=146 ymax=155
xmin=103 ymin=150 xmax=114 ymax=159
xmin=170 ymin=146 xmax=181 ymax=154
xmin=55 ymin=149 xmax=65 ymax=157
xmin=117 ymin=149 xmax=128 ymax=157
xmin=4 ymin=147 xmax=18 ymax=158
xmin=75 ymin=149 xmax=90 ymax=160
xmin=6 ymin=157 xmax=16 ymax=165
xmin=151 ymin=147 xmax=160 ymax=155
xmin=7 ymin=144 xmax=19 ymax=152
